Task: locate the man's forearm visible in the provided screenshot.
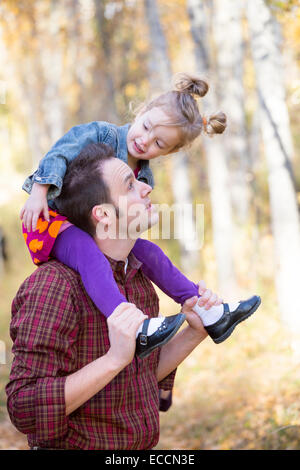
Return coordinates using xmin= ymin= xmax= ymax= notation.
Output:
xmin=65 ymin=353 xmax=123 ymax=416
xmin=156 ymin=326 xmax=207 ymax=383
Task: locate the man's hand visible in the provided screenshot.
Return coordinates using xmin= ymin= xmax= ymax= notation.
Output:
xmin=106 ymin=302 xmax=147 ymax=370
xmin=157 ymin=289 xmax=209 ymax=382
xmin=20 ymin=183 xmax=50 ymax=232
xmin=181 ymin=296 xmax=207 ymax=337
xmin=181 ymin=281 xmax=223 ymax=335
xmin=196 ymin=280 xmax=223 ymax=310
xmin=65 ymin=302 xmax=147 ymax=416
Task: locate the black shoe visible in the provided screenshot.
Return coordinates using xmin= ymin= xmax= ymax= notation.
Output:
xmin=205 ymin=295 xmax=261 ymax=344
xmin=136 ymin=313 xmax=186 ymax=359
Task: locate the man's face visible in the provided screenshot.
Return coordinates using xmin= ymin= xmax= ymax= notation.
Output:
xmin=99 ymin=158 xmax=159 ymax=239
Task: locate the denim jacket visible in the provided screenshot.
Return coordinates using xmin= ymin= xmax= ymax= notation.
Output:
xmin=22 ymin=121 xmax=155 ymax=202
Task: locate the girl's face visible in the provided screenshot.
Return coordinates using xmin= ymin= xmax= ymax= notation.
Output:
xmin=127 ymin=107 xmax=181 ymax=160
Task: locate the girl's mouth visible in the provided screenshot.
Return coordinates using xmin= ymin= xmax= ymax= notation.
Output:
xmin=133 ymin=140 xmax=145 ymax=154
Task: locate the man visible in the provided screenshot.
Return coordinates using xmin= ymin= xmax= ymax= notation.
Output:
xmin=6 ymin=143 xmax=211 ymax=450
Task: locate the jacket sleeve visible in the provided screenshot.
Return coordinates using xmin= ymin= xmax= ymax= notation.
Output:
xmin=6 ymin=266 xmax=80 ymax=441
xmin=22 ymin=121 xmax=111 ymax=200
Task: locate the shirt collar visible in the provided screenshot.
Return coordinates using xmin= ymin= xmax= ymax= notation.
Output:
xmin=105 ymin=250 xmax=142 ymax=273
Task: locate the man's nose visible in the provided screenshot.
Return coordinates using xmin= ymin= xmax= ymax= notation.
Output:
xmin=140 ymin=181 xmax=152 ymax=197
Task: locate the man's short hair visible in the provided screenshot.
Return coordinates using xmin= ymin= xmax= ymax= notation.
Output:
xmin=56 ymin=143 xmax=115 ymax=236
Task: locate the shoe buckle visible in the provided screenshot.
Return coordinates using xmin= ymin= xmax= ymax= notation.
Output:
xmin=139 ymin=334 xmax=148 ymax=346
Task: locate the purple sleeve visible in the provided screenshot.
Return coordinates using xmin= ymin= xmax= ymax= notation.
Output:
xmin=132 ymin=238 xmax=199 ymax=305
xmin=52 ymin=226 xmax=127 ymax=318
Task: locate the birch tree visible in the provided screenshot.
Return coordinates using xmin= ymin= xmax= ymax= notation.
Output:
xmin=144 ymin=0 xmax=200 ymax=272
xmin=0 ymin=1 xmax=78 ymax=165
xmin=187 ymin=0 xmax=237 ymax=296
xmin=213 ymin=0 xmax=250 ymax=224
xmin=0 ymin=2 xmax=48 ymax=165
xmin=94 ymin=0 xmax=119 ymax=123
xmin=40 ymin=0 xmax=65 ymax=146
xmin=247 ymin=0 xmax=300 ymax=331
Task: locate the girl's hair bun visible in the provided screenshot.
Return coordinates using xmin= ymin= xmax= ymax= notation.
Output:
xmin=203 ymin=111 xmax=227 ymax=136
xmin=173 ymin=72 xmax=209 ymax=98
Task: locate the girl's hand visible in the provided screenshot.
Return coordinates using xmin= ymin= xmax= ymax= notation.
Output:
xmin=20 ymin=183 xmax=50 ymax=232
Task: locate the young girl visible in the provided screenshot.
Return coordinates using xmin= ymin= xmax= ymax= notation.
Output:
xmin=20 ymin=73 xmax=261 ymax=357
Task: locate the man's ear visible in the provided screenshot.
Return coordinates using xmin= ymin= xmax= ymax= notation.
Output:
xmin=93 ymin=204 xmax=118 ymax=242
xmin=91 ymin=204 xmax=114 ymax=226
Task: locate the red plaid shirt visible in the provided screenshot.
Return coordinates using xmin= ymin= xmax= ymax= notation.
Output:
xmin=6 ymin=254 xmax=176 ymax=450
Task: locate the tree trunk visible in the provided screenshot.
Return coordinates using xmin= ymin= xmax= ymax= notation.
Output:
xmin=213 ymin=0 xmax=250 ymax=224
xmin=144 ymin=0 xmax=199 ymax=272
xmin=19 ymin=41 xmax=49 ymax=166
xmin=41 ymin=1 xmax=65 ymax=146
xmin=94 ymin=0 xmax=119 ymax=123
xmin=187 ymin=0 xmax=237 ymax=296
xmin=247 ymin=0 xmax=300 ymax=331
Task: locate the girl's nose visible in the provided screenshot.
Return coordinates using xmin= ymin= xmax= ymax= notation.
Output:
xmin=140 ymin=137 xmax=148 ymax=148
xmin=141 ymin=131 xmax=151 ymax=146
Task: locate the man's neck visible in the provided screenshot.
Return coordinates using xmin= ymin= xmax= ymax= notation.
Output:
xmin=93 ymin=236 xmax=136 ymax=262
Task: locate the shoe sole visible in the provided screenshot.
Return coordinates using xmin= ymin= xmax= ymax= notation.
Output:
xmin=213 ymin=296 xmax=261 ymax=344
xmin=138 ymin=314 xmax=186 ymax=359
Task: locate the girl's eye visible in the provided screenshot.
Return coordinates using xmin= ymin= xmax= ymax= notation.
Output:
xmin=156 ymin=141 xmax=162 ymax=149
xmin=128 ymin=182 xmax=134 ymax=190
xmin=143 ymin=123 xmax=148 ymax=130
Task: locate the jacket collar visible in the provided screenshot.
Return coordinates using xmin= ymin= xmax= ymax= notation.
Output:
xmin=116 ymin=123 xmax=130 ymax=163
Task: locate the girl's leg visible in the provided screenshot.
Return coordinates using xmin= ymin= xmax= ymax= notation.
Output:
xmin=52 ymin=225 xmax=126 ymax=318
xmin=132 ymin=239 xmax=228 ymax=326
xmin=132 ymin=238 xmax=199 ymax=305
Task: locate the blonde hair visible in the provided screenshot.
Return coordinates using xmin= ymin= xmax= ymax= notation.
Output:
xmin=131 ymin=72 xmax=227 ymax=151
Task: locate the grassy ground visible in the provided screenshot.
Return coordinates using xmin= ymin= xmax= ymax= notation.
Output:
xmin=155 ymin=295 xmax=300 ymax=450
xmin=1 ymin=199 xmax=300 ymax=450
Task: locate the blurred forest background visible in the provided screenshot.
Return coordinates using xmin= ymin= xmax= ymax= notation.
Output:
xmin=0 ymin=0 xmax=300 ymax=450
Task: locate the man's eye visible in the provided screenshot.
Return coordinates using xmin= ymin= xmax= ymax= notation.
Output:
xmin=156 ymin=141 xmax=162 ymax=149
xmin=128 ymin=182 xmax=134 ymax=190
